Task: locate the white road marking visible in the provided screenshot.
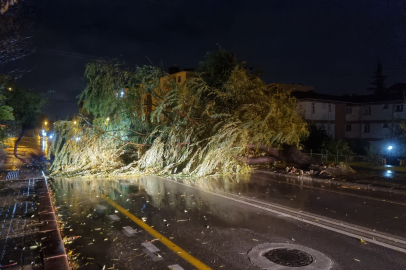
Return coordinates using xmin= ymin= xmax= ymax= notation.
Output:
xmin=159 ymin=176 xmax=406 ymax=253
xmin=168 ymin=264 xmax=185 ymax=270
xmin=96 ymin=204 xmax=107 ymax=210
xmin=142 ymin=242 xmax=160 ymax=252
xmin=122 ymin=226 xmax=137 ymax=237
xmin=142 ymin=248 xmax=164 ymax=261
xmin=107 ymin=214 xmax=120 ymax=221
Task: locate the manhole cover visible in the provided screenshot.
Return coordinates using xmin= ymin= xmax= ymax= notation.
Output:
xmin=264 ymin=248 xmax=313 ymax=267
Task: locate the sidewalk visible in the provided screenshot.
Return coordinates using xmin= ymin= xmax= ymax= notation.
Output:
xmin=0 ymin=179 xmax=42 ymax=269
xmin=0 ymin=138 xmax=69 ymax=269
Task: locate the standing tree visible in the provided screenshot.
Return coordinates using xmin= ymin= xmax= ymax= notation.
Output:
xmin=368 ymin=62 xmax=387 ymax=94
xmin=4 ymin=82 xmax=46 ymax=159
xmin=0 ymin=0 xmax=17 ymax=14
xmin=0 ymin=0 xmax=36 ymax=79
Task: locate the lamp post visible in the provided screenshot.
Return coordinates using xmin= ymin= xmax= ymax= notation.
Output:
xmin=388 ymin=145 xmax=393 ymax=165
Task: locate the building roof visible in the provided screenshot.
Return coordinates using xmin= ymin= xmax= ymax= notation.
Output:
xmin=291 ymin=90 xmax=404 ymax=105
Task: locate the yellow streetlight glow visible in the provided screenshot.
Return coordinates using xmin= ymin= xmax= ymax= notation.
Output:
xmin=74 ymin=121 xmax=77 ymax=124
xmin=106 ymin=117 xmax=110 ymax=121
xmin=44 ymin=121 xmax=48 ymax=125
xmin=8 ymin=87 xmax=12 ymax=91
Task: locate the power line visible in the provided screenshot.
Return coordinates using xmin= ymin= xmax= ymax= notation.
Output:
xmin=35 ymin=47 xmax=107 ymax=61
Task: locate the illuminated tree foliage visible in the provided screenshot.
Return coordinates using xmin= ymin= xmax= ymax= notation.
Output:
xmin=0 ymin=0 xmax=17 ymax=14
xmin=50 ymin=51 xmax=309 ymax=177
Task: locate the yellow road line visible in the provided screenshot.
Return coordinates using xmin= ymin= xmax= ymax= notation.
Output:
xmin=102 ymin=195 xmax=213 ymax=270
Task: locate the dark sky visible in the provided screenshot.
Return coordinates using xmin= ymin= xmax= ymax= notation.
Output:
xmin=6 ymin=0 xmax=406 ymax=119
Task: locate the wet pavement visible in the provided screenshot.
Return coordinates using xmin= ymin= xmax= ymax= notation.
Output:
xmin=0 ymin=179 xmax=43 ymax=269
xmin=0 ymin=136 xmax=67 ymax=270
xmin=50 ymin=174 xmax=406 ymax=270
xmin=1 ymin=137 xmax=49 ymax=175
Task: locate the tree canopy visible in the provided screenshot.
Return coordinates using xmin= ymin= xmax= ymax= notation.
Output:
xmin=368 ymin=62 xmax=387 ymax=94
xmin=50 ymin=49 xmax=308 ymax=177
xmin=1 ymin=76 xmax=46 ymax=156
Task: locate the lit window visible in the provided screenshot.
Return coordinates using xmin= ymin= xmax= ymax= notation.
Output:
xmin=395 ymin=104 xmax=403 ymax=112
xmin=363 ymin=107 xmax=371 ymax=115
xmin=382 ymin=123 xmax=388 ymax=128
xmin=345 ymin=124 xmax=351 ymax=132
xmin=346 ymin=107 xmax=352 ymax=115
xmin=363 ymin=123 xmax=370 ymax=133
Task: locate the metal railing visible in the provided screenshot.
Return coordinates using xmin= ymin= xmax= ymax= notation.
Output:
xmin=303 ymin=151 xmax=385 ymax=165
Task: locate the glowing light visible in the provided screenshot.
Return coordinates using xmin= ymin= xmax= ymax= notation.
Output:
xmin=388 ymin=145 xmax=393 ymax=150
xmin=106 ymin=117 xmax=110 ymax=121
xmin=76 ymin=137 xmax=80 ymax=141
xmin=49 ymin=134 xmax=54 ymax=139
xmin=387 ymin=170 xmax=392 ymax=174
xmin=120 ymin=90 xmax=125 ymax=98
xmin=44 ymin=121 xmax=48 ymax=125
xmin=8 ymin=87 xmax=12 ymax=91
xmin=74 ymin=121 xmax=77 ymax=124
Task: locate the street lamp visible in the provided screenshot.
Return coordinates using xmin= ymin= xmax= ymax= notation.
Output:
xmin=388 ymin=145 xmax=393 ymax=165
xmin=44 ymin=121 xmax=48 ymax=125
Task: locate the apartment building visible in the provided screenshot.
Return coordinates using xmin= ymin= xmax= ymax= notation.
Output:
xmin=286 ymin=83 xmax=406 ymax=155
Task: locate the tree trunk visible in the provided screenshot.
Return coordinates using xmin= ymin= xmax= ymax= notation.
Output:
xmin=14 ymin=128 xmax=26 ymax=161
xmin=239 ymin=156 xmax=279 ymax=165
xmin=246 ymin=144 xmax=280 ymax=157
xmin=281 ymin=145 xmax=318 ymax=165
xmin=242 ymin=144 xmax=318 ymax=166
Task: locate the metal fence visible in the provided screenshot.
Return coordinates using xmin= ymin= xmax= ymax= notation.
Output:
xmin=303 ymin=151 xmax=385 ymax=165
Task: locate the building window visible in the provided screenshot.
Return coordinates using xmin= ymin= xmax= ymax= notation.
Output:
xmin=328 ymin=104 xmax=332 ymax=112
xmin=312 ymin=103 xmax=315 ymax=114
xmin=382 ymin=123 xmax=388 ymax=128
xmin=322 ymin=103 xmax=326 ymax=109
xmin=345 ymin=124 xmax=351 ymax=132
xmin=363 ymin=123 xmax=370 ymax=133
xmin=346 ymin=107 xmax=352 ymax=115
xmin=363 ymin=107 xmax=371 ymax=115
xmin=383 ymin=104 xmax=388 ymax=109
xmin=177 ymin=76 xmax=181 ymax=83
xmin=395 ymin=104 xmax=403 ymax=112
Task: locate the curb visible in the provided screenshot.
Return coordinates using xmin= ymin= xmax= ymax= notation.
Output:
xmin=37 ymin=177 xmax=70 ymax=270
xmin=255 ymin=170 xmax=406 ymax=196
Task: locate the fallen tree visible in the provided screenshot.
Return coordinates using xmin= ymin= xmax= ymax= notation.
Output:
xmin=50 ymin=49 xmax=311 ymax=177
xmin=243 ymin=144 xmax=318 ymax=165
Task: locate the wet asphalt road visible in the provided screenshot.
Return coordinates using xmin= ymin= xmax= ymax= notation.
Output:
xmin=49 ymin=173 xmax=406 ymax=270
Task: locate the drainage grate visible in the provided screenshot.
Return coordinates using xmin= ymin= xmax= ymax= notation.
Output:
xmin=264 ymin=248 xmax=313 ymax=267
xmin=6 ymin=170 xmax=20 ymax=180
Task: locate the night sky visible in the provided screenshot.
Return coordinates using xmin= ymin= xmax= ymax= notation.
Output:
xmin=4 ymin=0 xmax=406 ymax=119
